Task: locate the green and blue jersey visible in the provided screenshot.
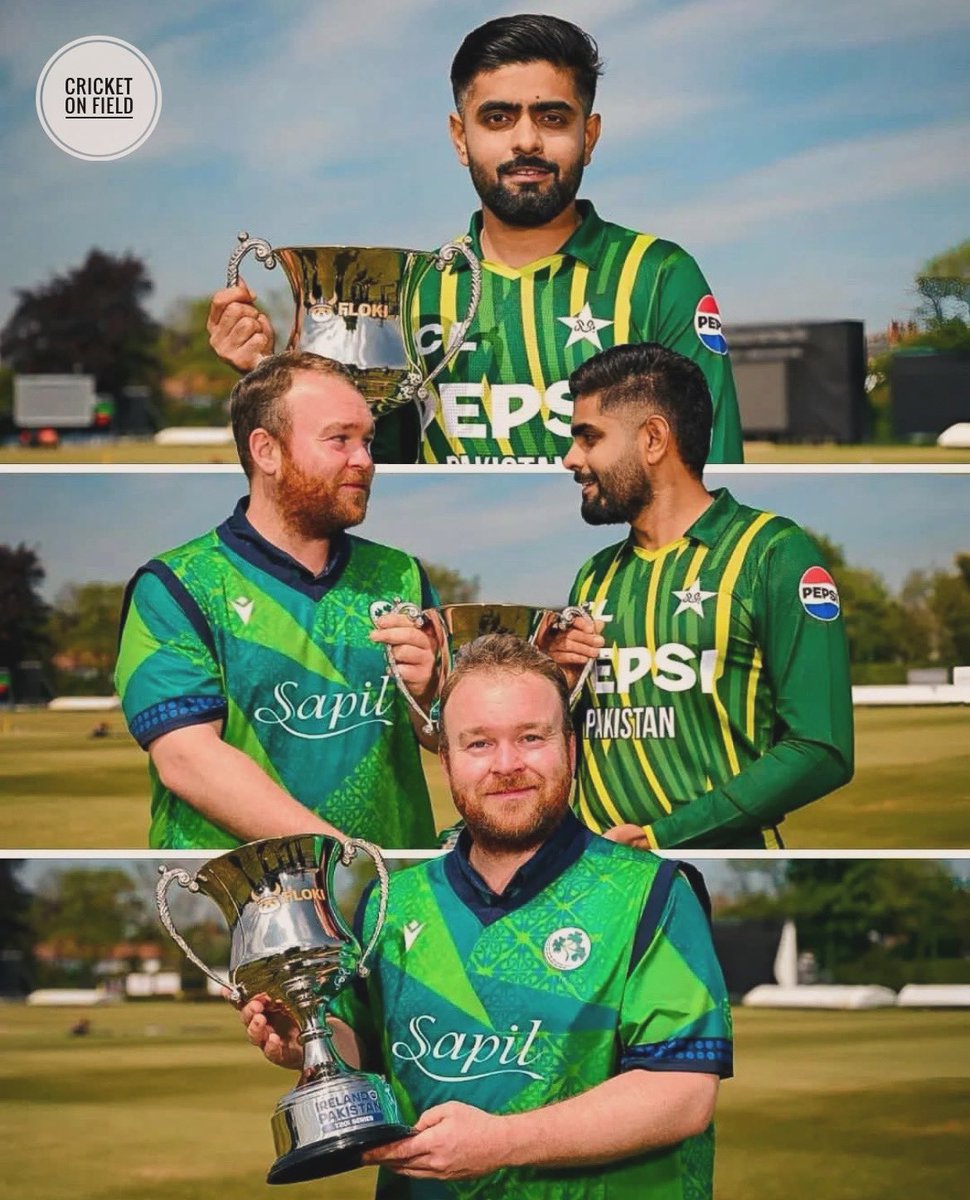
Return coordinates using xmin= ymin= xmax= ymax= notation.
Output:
xmin=334 ymin=814 xmax=732 ymax=1199
xmin=115 ymin=499 xmax=437 ymax=849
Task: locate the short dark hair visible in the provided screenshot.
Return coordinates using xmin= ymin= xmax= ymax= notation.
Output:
xmin=438 ymin=633 xmax=572 ymax=753
xmin=451 ymin=15 xmax=604 ymax=115
xmin=569 ymin=343 xmax=713 ymax=478
xmin=229 ymin=351 xmax=357 ymax=479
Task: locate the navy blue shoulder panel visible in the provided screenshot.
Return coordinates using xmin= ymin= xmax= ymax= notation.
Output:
xmin=628 ymin=858 xmax=712 ymax=975
xmin=121 ymin=559 xmax=217 ymax=659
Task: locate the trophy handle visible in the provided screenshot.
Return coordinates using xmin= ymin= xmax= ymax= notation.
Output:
xmin=412 ymin=237 xmax=483 ymax=433
xmin=339 ymin=839 xmax=391 ymax=978
xmin=155 ymin=866 xmax=241 ymax=1003
xmin=373 ymin=599 xmax=440 ymax=734
xmin=226 ymin=230 xmax=278 ymax=288
xmin=537 ymin=603 xmax=598 ymax=709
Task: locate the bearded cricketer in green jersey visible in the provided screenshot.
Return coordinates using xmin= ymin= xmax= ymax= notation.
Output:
xmin=240 ymin=635 xmax=731 ymax=1199
xmin=207 ymin=15 xmax=743 ymax=466
xmin=554 ymin=342 xmax=854 ymax=851
xmin=115 ymin=352 xmax=439 ymax=850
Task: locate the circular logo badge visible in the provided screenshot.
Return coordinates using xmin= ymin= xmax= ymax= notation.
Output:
xmin=694 ymin=294 xmax=728 ymax=355
xmin=36 ymin=36 xmax=162 ymax=161
xmin=799 ymin=566 xmax=841 ymax=621
xmin=543 ymin=927 xmax=591 ymax=971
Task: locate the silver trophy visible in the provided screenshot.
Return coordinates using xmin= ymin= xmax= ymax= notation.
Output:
xmin=227 ymin=234 xmax=481 ymax=431
xmin=156 ymin=835 xmax=409 ymax=1184
xmin=374 ymin=602 xmax=597 ymax=734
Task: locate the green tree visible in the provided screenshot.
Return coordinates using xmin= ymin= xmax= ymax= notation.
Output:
xmin=424 ymin=562 xmax=481 ymax=605
xmin=49 ymin=582 xmax=125 ymax=691
xmin=30 ymin=867 xmax=152 ymax=984
xmin=0 ymin=862 xmax=36 ymax=994
xmin=156 ymin=296 xmax=240 ymax=425
xmin=0 ymin=364 xmax=14 ymax=430
xmin=807 ymin=532 xmax=919 ymax=666
xmin=722 ymin=860 xmax=969 ymax=979
xmin=0 ymin=544 xmax=50 ymax=675
xmin=898 ymin=568 xmax=944 ymax=663
xmin=783 ymin=860 xmax=966 ymax=970
xmin=0 ymin=249 xmax=161 ymax=397
xmin=927 ymin=553 xmax=970 ymax=664
xmin=916 ymin=239 xmax=970 ymax=324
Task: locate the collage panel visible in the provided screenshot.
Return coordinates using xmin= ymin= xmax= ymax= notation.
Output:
xmin=2 ymin=852 xmax=968 ymax=1200
xmin=1 ymin=5 xmax=968 ymax=473
xmin=3 ymin=5 xmax=969 ymax=1198
xmin=1 ymin=466 xmax=968 ymax=852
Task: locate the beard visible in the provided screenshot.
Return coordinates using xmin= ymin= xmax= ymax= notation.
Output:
xmin=469 ymin=152 xmax=585 ymax=228
xmin=575 ymin=447 xmax=653 ymax=525
xmin=275 ymin=447 xmax=372 ymax=541
xmin=449 ymin=760 xmax=572 ymax=855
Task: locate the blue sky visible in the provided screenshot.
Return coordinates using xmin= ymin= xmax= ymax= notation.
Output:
xmin=2 ymin=1 xmax=968 ymax=338
xmin=1 ymin=468 xmax=967 ymax=602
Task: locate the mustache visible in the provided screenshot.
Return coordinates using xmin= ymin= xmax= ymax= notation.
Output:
xmin=341 ymin=467 xmax=374 ymax=485
xmin=484 ymin=769 xmax=540 ymax=793
xmin=498 ymin=155 xmax=559 ymax=177
xmin=573 ymin=470 xmax=596 ymax=485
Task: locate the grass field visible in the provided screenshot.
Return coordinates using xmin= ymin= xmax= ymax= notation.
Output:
xmin=1 ymin=706 xmax=967 ymax=849
xmin=0 ymin=1002 xmax=966 ymax=1200
xmin=2 ymin=438 xmax=970 ymax=466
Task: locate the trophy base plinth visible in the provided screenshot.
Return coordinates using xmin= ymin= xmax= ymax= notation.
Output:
xmin=267 ymin=1121 xmax=413 ymax=1184
xmin=268 ymin=1068 xmax=411 ymax=1184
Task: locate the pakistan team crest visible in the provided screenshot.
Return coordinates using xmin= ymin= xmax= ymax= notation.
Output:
xmin=543 ymin=926 xmax=592 ymax=971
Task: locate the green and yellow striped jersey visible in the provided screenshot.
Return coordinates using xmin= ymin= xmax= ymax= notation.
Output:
xmin=115 ymin=500 xmax=437 ymax=850
xmin=333 ymin=813 xmax=732 ymax=1199
xmin=569 ymin=490 xmax=854 ymax=849
xmin=409 ymin=201 xmax=743 ymax=465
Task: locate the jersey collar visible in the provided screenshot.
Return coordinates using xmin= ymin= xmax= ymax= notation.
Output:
xmin=444 ymin=810 xmax=593 ymax=925
xmin=455 ymin=199 xmax=608 ymax=272
xmin=217 ymin=497 xmax=352 ymax=600
xmin=614 ymin=488 xmax=741 ymax=562
xmin=684 ymin=488 xmax=741 ymax=547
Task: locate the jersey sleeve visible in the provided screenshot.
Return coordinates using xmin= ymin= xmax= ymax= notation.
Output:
xmin=647 ymin=526 xmax=855 ymax=848
xmin=114 ymin=564 xmax=227 ymax=749
xmin=620 ymin=871 xmax=733 ymax=1078
xmin=646 ymin=248 xmax=744 ymax=464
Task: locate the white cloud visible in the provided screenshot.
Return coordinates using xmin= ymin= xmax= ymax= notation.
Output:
xmin=599 ymin=119 xmax=970 ymax=247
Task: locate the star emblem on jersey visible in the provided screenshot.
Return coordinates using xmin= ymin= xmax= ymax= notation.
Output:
xmin=402 ymin=920 xmax=425 ymax=952
xmin=558 ymin=302 xmax=613 ymax=350
xmin=230 ymin=596 xmax=254 ymax=625
xmin=543 ymin=927 xmax=591 ymax=971
xmin=672 ymin=579 xmax=716 ymax=617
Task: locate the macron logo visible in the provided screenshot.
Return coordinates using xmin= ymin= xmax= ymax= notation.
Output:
xmin=231 ymin=596 xmax=254 ymax=625
xmin=403 ymin=920 xmax=424 ymax=952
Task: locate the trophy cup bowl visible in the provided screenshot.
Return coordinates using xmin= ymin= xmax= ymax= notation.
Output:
xmin=156 ymin=835 xmax=410 ymax=1184
xmin=372 ymin=601 xmax=597 ymax=733
xmin=226 ymin=234 xmax=481 ymax=460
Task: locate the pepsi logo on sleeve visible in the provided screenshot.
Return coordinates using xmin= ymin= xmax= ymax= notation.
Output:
xmin=799 ymin=567 xmax=841 ymax=621
xmin=694 ymin=294 xmax=728 ymax=355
